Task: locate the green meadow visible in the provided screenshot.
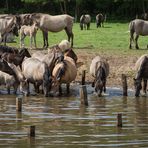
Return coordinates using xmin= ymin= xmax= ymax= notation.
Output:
xmin=8 ymin=22 xmax=148 ymax=56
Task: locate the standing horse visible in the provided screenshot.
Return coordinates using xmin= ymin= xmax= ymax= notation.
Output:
xmin=96 ymin=13 xmax=104 ymax=28
xmin=21 ymin=58 xmax=52 ymax=97
xmin=90 ymin=56 xmax=109 ymax=96
xmin=52 ymin=56 xmax=77 ymax=95
xmin=134 ymin=54 xmax=148 ymax=97
xmin=129 ymin=19 xmax=148 ymax=49
xmin=28 ymin=13 xmax=74 ymax=47
xmin=80 ymin=14 xmax=91 ymax=30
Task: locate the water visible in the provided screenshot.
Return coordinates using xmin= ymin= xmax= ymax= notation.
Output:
xmin=0 ymin=85 xmax=148 ymax=148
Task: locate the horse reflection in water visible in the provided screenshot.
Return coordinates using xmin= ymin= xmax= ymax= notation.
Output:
xmin=134 ymin=54 xmax=148 ymax=97
xmin=90 ymin=56 xmax=109 ymax=97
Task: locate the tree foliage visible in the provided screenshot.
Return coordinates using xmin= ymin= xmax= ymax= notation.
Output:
xmin=1 ymin=0 xmax=148 ymax=20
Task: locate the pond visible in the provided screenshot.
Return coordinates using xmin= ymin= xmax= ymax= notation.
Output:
xmin=0 ymin=84 xmax=148 ymax=148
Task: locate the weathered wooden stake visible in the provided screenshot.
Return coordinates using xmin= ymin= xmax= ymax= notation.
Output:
xmin=80 ymin=85 xmax=88 ymax=106
xmin=81 ymin=70 xmax=86 ymax=85
xmin=121 ymin=74 xmax=128 ymax=96
xmin=16 ymin=97 xmax=22 ymax=112
xmin=117 ymin=113 xmax=122 ymax=127
xmin=29 ymin=125 xmax=35 ymax=137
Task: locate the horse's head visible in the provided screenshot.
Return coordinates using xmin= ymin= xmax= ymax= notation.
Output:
xmin=19 ymin=48 xmax=31 ymax=57
xmin=133 ymin=78 xmax=142 ymax=97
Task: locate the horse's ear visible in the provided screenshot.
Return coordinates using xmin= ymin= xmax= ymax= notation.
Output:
xmin=133 ymin=78 xmax=136 ymax=81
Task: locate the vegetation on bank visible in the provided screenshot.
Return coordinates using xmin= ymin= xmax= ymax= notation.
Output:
xmin=9 ymin=22 xmax=148 ymax=56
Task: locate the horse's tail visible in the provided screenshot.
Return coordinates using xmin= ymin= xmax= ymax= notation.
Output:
xmin=129 ymin=20 xmax=135 ymax=37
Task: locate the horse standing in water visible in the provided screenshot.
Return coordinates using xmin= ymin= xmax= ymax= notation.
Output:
xmin=129 ymin=19 xmax=148 ymax=49
xmin=134 ymin=54 xmax=148 ymax=97
xmin=28 ymin=13 xmax=74 ymax=48
xmin=90 ymin=56 xmax=109 ymax=96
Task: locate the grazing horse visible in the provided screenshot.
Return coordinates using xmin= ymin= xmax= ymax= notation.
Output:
xmin=28 ymin=13 xmax=74 ymax=47
xmin=52 ymin=56 xmax=77 ymax=95
xmin=96 ymin=13 xmax=104 ymax=28
xmin=1 ymin=48 xmax=31 ymax=68
xmin=134 ymin=54 xmax=148 ymax=97
xmin=21 ymin=58 xmax=52 ymax=97
xmin=80 ymin=14 xmax=91 ymax=30
xmin=129 ymin=19 xmax=148 ymax=49
xmin=90 ymin=56 xmax=109 ymax=96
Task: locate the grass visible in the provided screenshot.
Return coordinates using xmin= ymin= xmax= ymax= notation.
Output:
xmin=8 ymin=22 xmax=148 ymax=56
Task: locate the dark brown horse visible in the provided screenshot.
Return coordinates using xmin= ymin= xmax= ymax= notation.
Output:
xmin=134 ymin=54 xmax=148 ymax=97
xmin=96 ymin=13 xmax=105 ymax=28
xmin=1 ymin=48 xmax=31 ymax=68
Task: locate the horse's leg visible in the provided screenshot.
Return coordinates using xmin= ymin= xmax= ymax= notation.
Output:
xmin=42 ymin=31 xmax=48 ymax=48
xmin=142 ymin=79 xmax=147 ymax=94
xmin=34 ymin=34 xmax=37 ymax=48
xmin=103 ymin=80 xmax=106 ymax=93
xmin=65 ymin=27 xmax=74 ymax=47
xmin=66 ymin=83 xmax=70 ymax=94
xmin=30 ymin=35 xmax=33 ymax=48
xmin=129 ymin=31 xmax=134 ymax=49
xmin=135 ymin=34 xmax=139 ymax=49
xmin=21 ymin=34 xmax=26 ymax=47
xmin=59 ymin=84 xmax=62 ymax=96
xmin=87 ymin=23 xmax=90 ymax=30
xmin=42 ymin=31 xmax=46 ymax=48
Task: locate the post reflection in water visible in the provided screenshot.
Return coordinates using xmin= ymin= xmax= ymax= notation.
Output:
xmin=0 ymin=88 xmax=147 ymax=148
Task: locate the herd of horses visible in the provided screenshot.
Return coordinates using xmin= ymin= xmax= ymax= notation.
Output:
xmin=0 ymin=13 xmax=148 ymax=97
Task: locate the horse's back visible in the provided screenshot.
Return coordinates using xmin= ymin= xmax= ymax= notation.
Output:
xmin=90 ymin=56 xmax=109 ymax=77
xmin=53 ymin=56 xmax=77 ymax=83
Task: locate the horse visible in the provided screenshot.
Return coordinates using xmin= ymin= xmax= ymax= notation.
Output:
xmin=134 ymin=54 xmax=148 ymax=97
xmin=52 ymin=56 xmax=77 ymax=95
xmin=1 ymin=48 xmax=31 ymax=68
xmin=0 ymin=45 xmax=18 ymax=57
xmin=21 ymin=57 xmax=52 ymax=97
xmin=90 ymin=56 xmax=109 ymax=96
xmin=80 ymin=14 xmax=91 ymax=30
xmin=28 ymin=13 xmax=74 ymax=48
xmin=48 ymin=39 xmax=71 ymax=53
xmin=96 ymin=13 xmax=104 ymax=28
xmin=129 ymin=19 xmax=148 ymax=49
xmin=0 ymin=15 xmax=19 ymax=45
xmin=20 ymin=22 xmax=38 ymax=48
xmin=32 ymin=49 xmax=64 ymax=73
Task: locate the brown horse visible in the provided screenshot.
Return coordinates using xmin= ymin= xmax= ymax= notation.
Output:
xmin=29 ymin=13 xmax=74 ymax=47
xmin=52 ymin=56 xmax=77 ymax=95
xmin=129 ymin=19 xmax=148 ymax=49
xmin=134 ymin=54 xmax=148 ymax=97
xmin=96 ymin=13 xmax=105 ymax=28
xmin=90 ymin=56 xmax=109 ymax=96
xmin=1 ymin=48 xmax=31 ymax=68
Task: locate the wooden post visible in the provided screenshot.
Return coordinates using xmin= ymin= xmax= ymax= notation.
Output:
xmin=81 ymin=70 xmax=86 ymax=85
xmin=121 ymin=74 xmax=128 ymax=96
xmin=16 ymin=97 xmax=22 ymax=112
xmin=117 ymin=113 xmax=122 ymax=127
xmin=29 ymin=125 xmax=35 ymax=137
xmin=80 ymin=85 xmax=88 ymax=106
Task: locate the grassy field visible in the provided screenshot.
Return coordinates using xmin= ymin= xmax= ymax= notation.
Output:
xmin=8 ymin=21 xmax=148 ymax=56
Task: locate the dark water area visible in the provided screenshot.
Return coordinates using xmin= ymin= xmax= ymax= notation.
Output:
xmin=0 ymin=84 xmax=148 ymax=148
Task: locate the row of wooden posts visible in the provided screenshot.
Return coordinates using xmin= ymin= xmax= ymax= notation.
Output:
xmin=16 ymin=70 xmax=126 ymax=137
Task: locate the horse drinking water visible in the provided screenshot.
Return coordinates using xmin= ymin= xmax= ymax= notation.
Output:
xmin=134 ymin=54 xmax=148 ymax=97
xmin=90 ymin=56 xmax=109 ymax=96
